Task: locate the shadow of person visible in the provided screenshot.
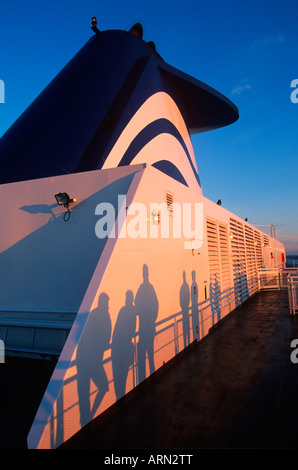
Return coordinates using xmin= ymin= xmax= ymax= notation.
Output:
xmin=111 ymin=290 xmax=137 ymax=401
xmin=191 ymin=270 xmax=199 ymax=341
xmin=180 ymin=271 xmax=190 ymax=348
xmin=135 ymin=264 xmax=158 ymax=384
xmin=76 ymin=292 xmax=112 ymax=428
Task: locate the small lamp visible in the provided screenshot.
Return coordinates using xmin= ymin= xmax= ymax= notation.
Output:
xmin=152 ymin=211 xmax=160 ymax=225
xmin=55 ymin=192 xmax=76 ymax=221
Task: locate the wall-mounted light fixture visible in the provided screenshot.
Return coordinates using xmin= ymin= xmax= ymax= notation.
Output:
xmin=55 ymin=192 xmax=76 ymax=221
xmin=151 ymin=211 xmax=160 ymax=225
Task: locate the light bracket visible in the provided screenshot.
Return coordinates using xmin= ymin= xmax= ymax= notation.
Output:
xmin=54 ymin=192 xmax=76 ymax=221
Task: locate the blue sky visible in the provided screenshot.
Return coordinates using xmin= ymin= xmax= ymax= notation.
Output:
xmin=0 ymin=0 xmax=297 ymax=253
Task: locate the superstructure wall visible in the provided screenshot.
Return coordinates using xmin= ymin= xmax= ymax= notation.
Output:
xmin=25 ymin=165 xmax=285 ymax=448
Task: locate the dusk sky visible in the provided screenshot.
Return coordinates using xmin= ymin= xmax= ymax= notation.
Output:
xmin=0 ymin=0 xmax=297 ymax=253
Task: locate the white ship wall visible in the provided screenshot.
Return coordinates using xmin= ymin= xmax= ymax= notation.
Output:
xmin=0 ymin=165 xmax=144 ymax=312
xmin=27 ymin=165 xmax=285 ymax=448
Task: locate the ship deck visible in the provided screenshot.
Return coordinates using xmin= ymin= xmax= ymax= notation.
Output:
xmin=63 ymin=289 xmax=298 ymax=450
xmin=1 ymin=289 xmax=298 ymax=449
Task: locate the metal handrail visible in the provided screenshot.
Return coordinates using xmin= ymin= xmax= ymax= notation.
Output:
xmin=288 ymin=273 xmax=298 ymax=315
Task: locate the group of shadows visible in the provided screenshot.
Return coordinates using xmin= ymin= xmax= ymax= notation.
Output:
xmin=74 ymin=263 xmax=209 ymax=429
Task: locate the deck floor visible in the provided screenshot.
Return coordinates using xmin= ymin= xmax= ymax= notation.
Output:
xmin=63 ymin=289 xmax=298 ymax=449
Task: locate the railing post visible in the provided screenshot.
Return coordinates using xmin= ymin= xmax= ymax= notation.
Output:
xmin=291 ymin=277 xmax=295 ymax=315
xmin=0 ymin=339 xmax=5 ymax=363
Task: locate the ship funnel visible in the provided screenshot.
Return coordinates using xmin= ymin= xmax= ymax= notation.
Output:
xmin=0 ymin=26 xmax=238 ymax=190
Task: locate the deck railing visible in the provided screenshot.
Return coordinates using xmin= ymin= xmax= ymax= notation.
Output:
xmin=257 ymin=267 xmax=298 ymax=315
xmin=257 ymin=267 xmax=282 ymax=290
xmin=257 ymin=267 xmax=298 ymax=291
xmin=288 ymin=273 xmax=298 ymax=315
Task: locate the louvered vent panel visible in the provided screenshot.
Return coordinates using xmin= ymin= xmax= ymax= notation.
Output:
xmin=219 ymin=223 xmax=230 ymax=292
xmin=166 ymin=192 xmax=174 ymax=213
xmin=207 ymin=219 xmax=220 ymax=278
xmin=245 ymin=225 xmax=258 ymax=294
xmin=230 ymin=218 xmax=249 ymax=305
xmin=254 ymin=230 xmax=263 ymax=269
xmin=206 ymin=219 xmax=221 ymax=313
